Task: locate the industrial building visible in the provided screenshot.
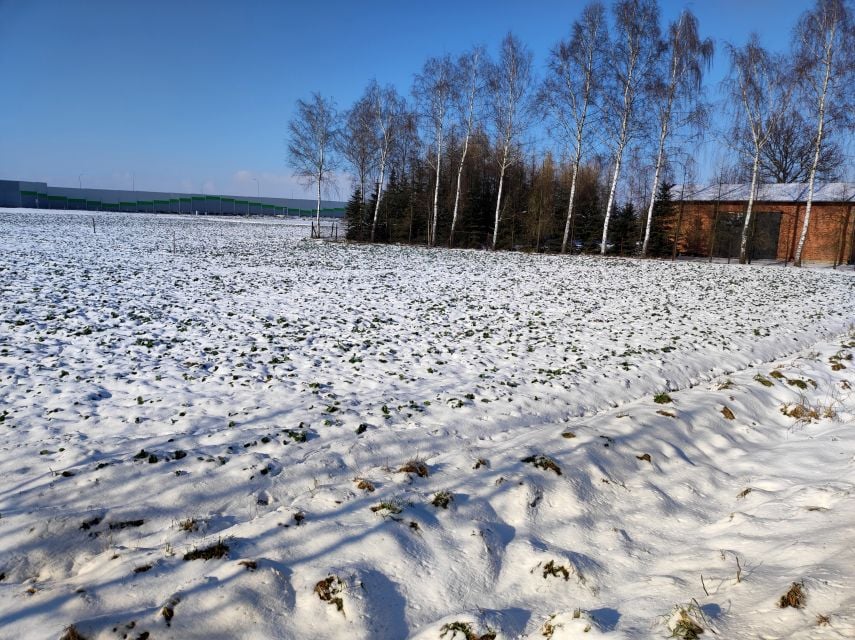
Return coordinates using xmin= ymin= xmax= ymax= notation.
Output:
xmin=0 ymin=179 xmax=345 ymax=217
xmin=672 ymin=183 xmax=854 ymax=266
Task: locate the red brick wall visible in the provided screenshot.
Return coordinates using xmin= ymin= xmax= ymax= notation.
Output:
xmin=677 ymin=201 xmax=855 ymax=265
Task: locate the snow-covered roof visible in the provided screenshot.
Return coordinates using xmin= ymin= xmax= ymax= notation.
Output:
xmin=676 ymin=183 xmax=855 ymax=203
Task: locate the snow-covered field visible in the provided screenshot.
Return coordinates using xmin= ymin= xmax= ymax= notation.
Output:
xmin=1 ymin=209 xmax=854 ymax=639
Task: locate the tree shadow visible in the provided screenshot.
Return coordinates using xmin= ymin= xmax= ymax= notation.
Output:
xmin=357 ymin=568 xmax=410 ymax=640
xmin=589 ymin=607 xmax=621 ymax=632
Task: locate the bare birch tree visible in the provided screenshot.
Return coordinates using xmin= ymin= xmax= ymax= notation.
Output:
xmin=725 ymin=36 xmax=790 ymax=264
xmin=540 ymin=2 xmax=608 ymax=254
xmin=339 ymin=91 xmax=378 ymax=208
xmin=367 ymin=81 xmax=405 ymax=242
xmin=392 ymin=109 xmax=421 ymax=179
xmin=414 ymin=55 xmax=457 ymax=246
xmin=641 ymin=9 xmax=713 ymax=257
xmin=756 ymin=106 xmax=844 ymax=183
xmin=600 ymin=0 xmax=661 ymax=255
xmin=449 ymin=46 xmax=486 ymax=247
xmin=487 ymin=33 xmax=533 ymax=250
xmin=287 ymin=93 xmax=339 ymax=237
xmin=792 ymin=0 xmax=853 ymax=265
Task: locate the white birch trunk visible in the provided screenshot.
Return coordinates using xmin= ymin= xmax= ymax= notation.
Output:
xmin=492 ymin=159 xmax=507 ymax=250
xmin=315 ymin=174 xmax=322 ymax=238
xmin=793 ymin=30 xmax=833 ymax=266
xmin=371 ymin=154 xmax=386 ymax=243
xmin=450 ymin=140 xmax=467 ymax=246
xmin=314 ymin=145 xmax=324 ymax=238
xmin=451 ymin=63 xmax=478 ymax=247
xmin=560 ymin=95 xmax=590 ymax=254
xmin=644 ymin=13 xmax=687 ymax=257
xmin=560 ymin=162 xmax=580 ymax=254
xmin=431 ymin=132 xmax=442 ymax=246
xmin=601 ymin=138 xmax=625 ymax=255
xmin=738 ymin=150 xmax=761 ymax=263
xmin=601 ymin=56 xmax=634 ymax=256
xmin=642 ymin=125 xmax=667 ymax=256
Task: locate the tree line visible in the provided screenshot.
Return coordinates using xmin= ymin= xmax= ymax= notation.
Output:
xmin=288 ymin=0 xmax=853 ymax=264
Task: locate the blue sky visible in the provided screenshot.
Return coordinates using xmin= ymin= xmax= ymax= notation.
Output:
xmin=0 ymin=0 xmax=813 ymax=198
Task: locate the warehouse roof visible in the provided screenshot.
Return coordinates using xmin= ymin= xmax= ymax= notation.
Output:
xmin=675 ymin=183 xmax=855 ymax=203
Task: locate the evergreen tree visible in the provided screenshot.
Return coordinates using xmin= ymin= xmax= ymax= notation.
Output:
xmin=610 ymin=201 xmax=639 ymax=255
xmin=380 ymin=168 xmax=410 ymax=242
xmin=344 ymin=186 xmax=365 ymax=241
xmin=571 ymin=168 xmax=603 ymax=251
xmin=648 ymin=181 xmax=675 ymax=257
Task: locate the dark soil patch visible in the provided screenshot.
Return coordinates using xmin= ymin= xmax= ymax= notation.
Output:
xmin=521 ymin=454 xmax=562 ymax=475
xmin=109 ymin=520 xmax=144 ymax=531
xmin=183 ymin=540 xmax=229 ymax=561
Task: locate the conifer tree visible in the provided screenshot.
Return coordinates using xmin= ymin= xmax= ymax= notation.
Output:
xmin=648 ymin=181 xmax=675 ymax=257
xmin=611 ymin=201 xmax=639 ymax=255
xmin=344 ymin=186 xmax=365 ymax=241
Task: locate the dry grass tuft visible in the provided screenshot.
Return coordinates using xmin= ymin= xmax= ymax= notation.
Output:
xmin=754 ymin=374 xmax=774 ymax=387
xmin=314 ymin=575 xmax=345 ymax=613
xmin=721 ymin=406 xmax=735 ymax=420
xmin=370 ymin=501 xmax=403 ymax=516
xmin=671 ymin=609 xmax=704 ymax=639
xmin=161 ymin=597 xmax=180 ymax=627
xmin=439 ymin=621 xmax=496 ymax=640
xmin=178 ymin=518 xmax=198 ymax=533
xmin=59 ymin=626 xmax=87 ymax=640
xmin=779 ymin=581 xmax=806 ymax=608
xmin=787 ymin=378 xmax=809 ymax=389
xmin=398 ymin=460 xmax=429 ymax=477
xmin=541 ymin=560 xmax=571 ymax=581
xmin=432 ymin=490 xmax=453 ymax=509
xmin=654 ymin=392 xmax=673 ymax=404
xmin=354 ymin=478 xmax=375 ymax=492
xmin=781 ymin=403 xmax=821 ymax=421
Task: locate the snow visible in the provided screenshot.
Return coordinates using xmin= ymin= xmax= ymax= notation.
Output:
xmin=1 ymin=208 xmax=854 ymax=639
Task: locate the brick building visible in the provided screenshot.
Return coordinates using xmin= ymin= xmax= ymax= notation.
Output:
xmin=672 ymin=183 xmax=855 ymax=266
